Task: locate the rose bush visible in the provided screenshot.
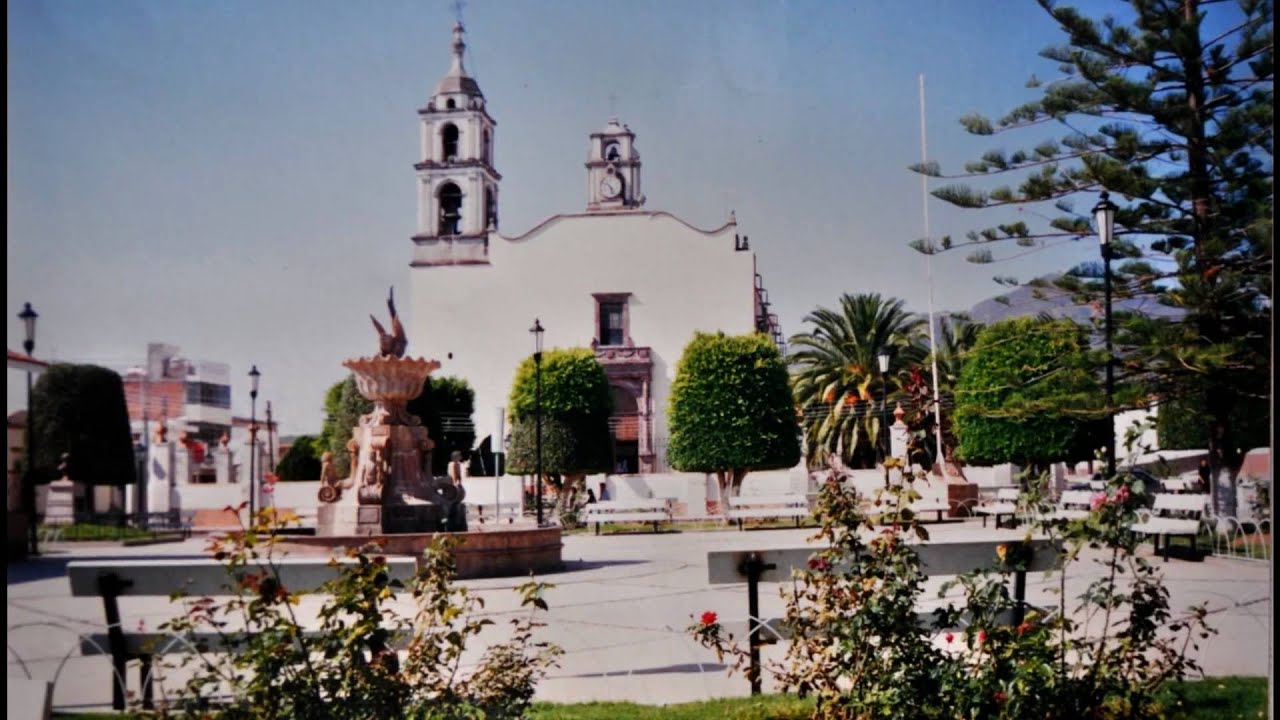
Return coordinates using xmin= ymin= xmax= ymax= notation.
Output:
xmin=690 ymin=468 xmax=1214 ymax=719
xmin=152 ymin=506 xmax=562 ymax=719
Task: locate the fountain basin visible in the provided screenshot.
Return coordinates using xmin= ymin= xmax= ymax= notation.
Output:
xmin=279 ymin=525 xmax=563 ymax=579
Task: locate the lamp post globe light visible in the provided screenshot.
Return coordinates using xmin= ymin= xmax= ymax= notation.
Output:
xmin=1093 ymin=191 xmax=1118 ymax=479
xmin=248 ymin=365 xmax=261 ymax=522
xmin=19 ymin=303 xmax=38 ymax=556
xmin=529 ymin=319 xmax=545 ymax=527
xmin=877 ymin=351 xmax=891 ymax=489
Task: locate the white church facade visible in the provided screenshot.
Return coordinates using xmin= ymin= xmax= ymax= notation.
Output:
xmin=407 ymin=23 xmax=782 ymax=473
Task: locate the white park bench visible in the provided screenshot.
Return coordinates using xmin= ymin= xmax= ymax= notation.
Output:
xmin=725 ymin=494 xmax=811 ymax=531
xmin=1043 ymin=489 xmax=1095 ymax=522
xmin=1129 ymin=493 xmax=1211 ymax=561
xmin=974 ymin=487 xmax=1023 ymax=528
xmin=582 ymin=498 xmax=674 ymax=535
xmin=706 ymin=538 xmax=1061 ymax=694
xmin=466 ymin=499 xmax=523 ymax=525
xmin=907 ymin=500 xmax=953 ymax=523
xmin=68 ymin=557 xmax=419 ymax=710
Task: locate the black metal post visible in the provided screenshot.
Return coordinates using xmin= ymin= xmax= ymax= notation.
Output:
xmin=25 ymin=368 xmax=36 ymax=555
xmin=741 ymin=552 xmax=774 ymax=696
xmin=249 ymin=399 xmax=258 ymax=521
xmin=1103 ymin=242 xmax=1116 ymax=479
xmin=99 ymin=572 xmax=132 ymax=710
xmin=534 ymin=351 xmax=543 ymax=527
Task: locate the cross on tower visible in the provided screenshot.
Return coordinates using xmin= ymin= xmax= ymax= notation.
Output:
xmin=608 ymin=92 xmax=618 ymax=118
xmin=451 ymin=0 xmax=465 ymax=24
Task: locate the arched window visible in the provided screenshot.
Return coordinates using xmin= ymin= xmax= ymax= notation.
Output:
xmin=604 ymin=141 xmax=621 ymax=161
xmin=441 ymin=123 xmax=459 ymax=161
xmin=445 ymin=98 xmax=456 ymax=110
xmin=485 ymin=186 xmax=498 ymax=230
xmin=482 ymin=129 xmax=492 ymax=164
xmin=438 ymin=182 xmax=462 ymax=236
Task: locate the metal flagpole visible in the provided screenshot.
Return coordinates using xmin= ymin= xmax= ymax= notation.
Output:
xmin=920 ymin=74 xmax=948 ymax=481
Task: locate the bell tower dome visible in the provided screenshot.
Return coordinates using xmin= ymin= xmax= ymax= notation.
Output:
xmin=411 ymin=21 xmax=500 ymax=267
xmin=586 ymin=117 xmax=644 ymax=211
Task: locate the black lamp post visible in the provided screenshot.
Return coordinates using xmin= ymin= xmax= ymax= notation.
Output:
xmin=529 ymin=319 xmax=545 ymax=526
xmin=19 ymin=303 xmax=38 ymax=556
xmin=247 ymin=365 xmax=261 ymax=522
xmin=1094 ymin=191 xmax=1118 ymax=479
xmin=878 ymin=351 xmax=891 ymax=489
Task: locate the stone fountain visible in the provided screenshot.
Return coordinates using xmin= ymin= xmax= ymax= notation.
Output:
xmin=316 ymin=292 xmax=467 ymax=535
xmin=300 ymin=289 xmax=561 ymax=579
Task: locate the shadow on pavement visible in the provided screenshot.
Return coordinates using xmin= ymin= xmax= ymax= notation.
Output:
xmin=559 ymin=662 xmax=730 ymax=678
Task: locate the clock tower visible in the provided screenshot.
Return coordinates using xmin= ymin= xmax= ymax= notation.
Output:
xmin=586 ymin=117 xmax=643 ymax=211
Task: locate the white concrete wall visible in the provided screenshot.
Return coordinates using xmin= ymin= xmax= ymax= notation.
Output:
xmin=410 ymin=211 xmax=754 ymax=467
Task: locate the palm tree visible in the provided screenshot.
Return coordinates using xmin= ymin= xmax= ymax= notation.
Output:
xmin=788 ymin=293 xmax=927 ymax=469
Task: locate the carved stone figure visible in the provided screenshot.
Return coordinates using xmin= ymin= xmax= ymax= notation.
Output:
xmin=369 ymin=287 xmax=408 ymax=358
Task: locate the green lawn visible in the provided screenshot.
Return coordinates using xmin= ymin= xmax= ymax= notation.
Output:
xmin=39 ymin=523 xmax=157 ymax=542
xmin=53 ymin=677 xmax=1267 ymax=719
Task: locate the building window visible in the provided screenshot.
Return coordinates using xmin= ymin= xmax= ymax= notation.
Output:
xmin=482 ymin=129 xmax=492 ymax=164
xmin=445 ymin=98 xmax=456 ymax=110
xmin=185 ymin=382 xmax=231 ymax=409
xmin=593 ymin=293 xmax=632 ymax=347
xmin=441 ymin=123 xmax=459 ymax=161
xmin=604 ymin=140 xmax=620 ymax=161
xmin=438 ymin=182 xmax=462 ymax=235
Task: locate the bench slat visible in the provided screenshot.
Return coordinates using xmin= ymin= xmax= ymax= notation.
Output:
xmin=707 ymin=539 xmax=1061 ymax=585
xmin=68 ymin=558 xmax=419 ymax=598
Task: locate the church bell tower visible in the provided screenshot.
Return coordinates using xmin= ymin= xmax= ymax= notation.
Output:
xmin=411 ymin=21 xmax=500 ymax=266
xmin=586 ymin=117 xmax=643 ymax=211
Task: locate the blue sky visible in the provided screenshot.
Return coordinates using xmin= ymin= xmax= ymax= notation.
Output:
xmin=9 ymin=0 xmax=1132 ymax=434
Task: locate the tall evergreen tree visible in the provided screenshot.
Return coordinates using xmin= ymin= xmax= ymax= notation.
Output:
xmin=911 ymin=0 xmax=1272 ymax=514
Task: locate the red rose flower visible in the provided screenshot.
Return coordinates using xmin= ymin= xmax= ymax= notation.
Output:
xmin=994 ymin=691 xmax=1007 ymax=703
xmin=700 ymin=611 xmax=718 ymax=626
xmin=976 ymin=629 xmax=987 ymax=644
xmin=944 ymin=633 xmax=954 ymax=644
xmin=808 ymin=556 xmax=830 ymax=572
xmin=1017 ymin=622 xmax=1032 ymax=635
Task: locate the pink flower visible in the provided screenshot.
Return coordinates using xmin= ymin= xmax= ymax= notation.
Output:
xmin=700 ymin=611 xmax=718 ymax=626
xmin=1115 ymin=486 xmax=1131 ymax=504
xmin=1090 ymin=492 xmax=1108 ymax=511
xmin=976 ymin=629 xmax=987 ymax=645
xmin=808 ymin=556 xmax=830 ymax=572
xmin=944 ymin=633 xmax=954 ymax=644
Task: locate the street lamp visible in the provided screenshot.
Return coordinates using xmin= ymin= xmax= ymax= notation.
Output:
xmin=247 ymin=365 xmax=261 ymax=522
xmin=1094 ymin=190 xmax=1118 ymax=479
xmin=878 ymin=351 xmax=891 ymax=489
xmin=19 ymin=303 xmax=38 ymax=556
xmin=529 ymin=319 xmax=545 ymax=527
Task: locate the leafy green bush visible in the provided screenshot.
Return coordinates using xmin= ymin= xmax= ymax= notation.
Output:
xmin=953 ymin=317 xmax=1109 ymax=471
xmin=691 ymin=467 xmax=1213 ymax=719
xmin=667 ymin=332 xmax=799 ymax=503
xmin=154 ymin=509 xmax=561 ymax=718
xmin=274 ymin=436 xmax=321 ymax=481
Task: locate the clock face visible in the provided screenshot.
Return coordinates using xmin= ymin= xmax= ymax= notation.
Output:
xmin=600 ymin=175 xmax=623 ymax=200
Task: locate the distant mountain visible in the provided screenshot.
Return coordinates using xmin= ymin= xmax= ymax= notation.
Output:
xmin=964 ymin=275 xmax=1184 ymax=326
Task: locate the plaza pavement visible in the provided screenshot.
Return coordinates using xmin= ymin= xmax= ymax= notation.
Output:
xmin=6 ymin=519 xmax=1272 ymax=712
